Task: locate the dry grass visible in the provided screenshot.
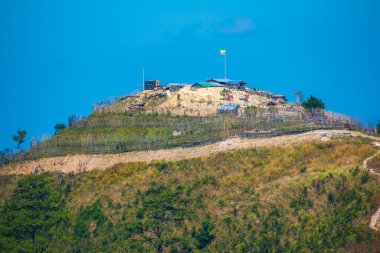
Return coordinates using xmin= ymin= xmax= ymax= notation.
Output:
xmin=60 ymin=138 xmax=377 ymax=216
xmin=368 ymin=152 xmax=380 ymax=174
xmin=1 ymin=137 xmax=379 ymax=252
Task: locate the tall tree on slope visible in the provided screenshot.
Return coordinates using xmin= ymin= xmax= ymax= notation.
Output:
xmin=12 ymin=129 xmax=26 ymax=154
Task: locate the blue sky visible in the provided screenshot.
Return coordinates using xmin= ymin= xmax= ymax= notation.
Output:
xmin=1 ymin=0 xmax=380 ymax=150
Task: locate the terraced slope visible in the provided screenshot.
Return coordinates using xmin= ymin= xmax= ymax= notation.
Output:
xmin=17 ymin=112 xmax=352 ymax=162
xmin=2 ymin=129 xmax=378 ymax=175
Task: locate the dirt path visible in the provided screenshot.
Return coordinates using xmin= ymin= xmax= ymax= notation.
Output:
xmin=1 ymin=129 xmax=379 ymax=176
xmin=362 ymin=150 xmax=380 ymax=231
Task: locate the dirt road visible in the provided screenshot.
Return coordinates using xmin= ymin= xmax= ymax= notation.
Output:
xmin=362 ymin=150 xmax=380 ymax=231
xmin=1 ymin=129 xmax=379 ymax=176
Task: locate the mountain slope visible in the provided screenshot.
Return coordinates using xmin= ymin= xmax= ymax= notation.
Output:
xmin=1 ymin=137 xmax=379 ymax=252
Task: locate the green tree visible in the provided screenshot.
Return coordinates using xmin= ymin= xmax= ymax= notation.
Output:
xmin=376 ymin=120 xmax=380 ymax=134
xmin=0 ymin=175 xmax=71 ymax=253
xmin=12 ymin=129 xmax=26 ymax=154
xmin=54 ymin=123 xmax=66 ymax=134
xmin=140 ymin=185 xmax=190 ymax=253
xmin=193 ymin=218 xmax=215 ymax=250
xmin=302 ymin=95 xmax=325 ymax=110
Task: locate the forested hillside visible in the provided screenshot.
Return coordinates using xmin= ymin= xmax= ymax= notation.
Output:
xmin=1 ymin=138 xmax=379 ymax=252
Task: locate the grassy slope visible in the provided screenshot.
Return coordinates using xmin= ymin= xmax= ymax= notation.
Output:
xmin=368 ymin=153 xmax=380 ymax=174
xmin=21 ymin=113 xmax=336 ymax=160
xmin=1 ymin=138 xmax=380 ymax=252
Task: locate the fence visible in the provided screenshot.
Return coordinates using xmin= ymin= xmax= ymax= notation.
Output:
xmin=3 ymin=109 xmax=366 ymax=165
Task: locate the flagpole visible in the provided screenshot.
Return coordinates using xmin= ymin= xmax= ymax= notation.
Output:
xmin=224 ymin=54 xmax=227 ymax=80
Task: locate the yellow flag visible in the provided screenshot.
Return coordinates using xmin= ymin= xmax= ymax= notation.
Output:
xmin=220 ymin=49 xmax=226 ymax=56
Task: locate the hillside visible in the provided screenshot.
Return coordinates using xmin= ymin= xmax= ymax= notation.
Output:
xmin=1 ymin=83 xmax=379 ymax=252
xmin=103 ymin=86 xmax=296 ymax=116
xmin=1 ymin=137 xmax=380 ymax=252
xmin=5 ymin=81 xmax=359 ymax=164
xmin=1 ymin=129 xmax=378 ymax=175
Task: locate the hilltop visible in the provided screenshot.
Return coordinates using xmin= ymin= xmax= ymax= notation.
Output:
xmin=1 ymin=79 xmax=358 ymax=162
xmin=102 ymin=85 xmax=296 ymax=117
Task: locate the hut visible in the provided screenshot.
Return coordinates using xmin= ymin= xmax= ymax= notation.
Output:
xmin=165 ymin=83 xmax=189 ymax=92
xmin=272 ymin=94 xmax=287 ymax=102
xmin=217 ymin=104 xmax=240 ymax=115
xmin=205 ymin=79 xmax=247 ymax=89
xmin=191 ymin=82 xmax=224 ymax=89
xmin=144 ymin=80 xmax=160 ymax=90
xmin=253 ymin=90 xmax=272 ymax=99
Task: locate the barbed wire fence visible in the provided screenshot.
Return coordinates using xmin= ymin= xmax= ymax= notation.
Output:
xmin=2 ymin=108 xmax=371 ymax=165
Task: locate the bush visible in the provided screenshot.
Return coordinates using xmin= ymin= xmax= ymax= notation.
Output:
xmin=302 ymin=95 xmax=325 ymax=110
xmin=74 ymin=201 xmax=107 ymax=238
xmin=54 ymin=123 xmax=66 ymax=134
xmin=193 ymin=219 xmax=215 ymax=249
xmin=299 ymin=166 xmax=307 ymax=173
xmin=327 ymin=192 xmax=335 ymax=204
xmin=361 ymin=170 xmax=369 ymax=184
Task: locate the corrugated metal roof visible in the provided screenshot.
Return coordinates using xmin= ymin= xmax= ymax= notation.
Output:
xmin=225 ymin=80 xmax=246 ymax=85
xmin=208 ymin=78 xmax=231 ymax=83
xmin=166 ymin=83 xmax=190 ymax=86
xmin=192 ymin=82 xmax=224 ymax=87
xmin=217 ymin=104 xmax=240 ymax=111
xmin=206 ymin=79 xmax=247 ymax=85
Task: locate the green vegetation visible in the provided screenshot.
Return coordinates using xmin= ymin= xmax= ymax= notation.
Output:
xmin=12 ymin=129 xmax=26 ymax=154
xmin=19 ymin=112 xmax=349 ymax=161
xmin=0 ymin=175 xmax=70 ymax=252
xmin=377 ymin=120 xmax=380 ymax=135
xmin=54 ymin=123 xmax=66 ymax=134
xmin=302 ymin=95 xmax=325 ymax=110
xmin=1 ymin=139 xmax=379 ymax=252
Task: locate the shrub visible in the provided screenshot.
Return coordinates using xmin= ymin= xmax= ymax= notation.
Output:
xmin=74 ymin=201 xmax=107 ymax=238
xmin=350 ymin=166 xmax=360 ymax=176
xmin=299 ymin=166 xmax=307 ymax=173
xmin=302 ymin=95 xmax=325 ymax=110
xmin=327 ymin=192 xmax=335 ymax=204
xmin=54 ymin=123 xmax=66 ymax=134
xmin=154 ymin=162 xmax=169 ymax=173
xmin=361 ymin=170 xmax=369 ymax=184
xmin=193 ymin=219 xmax=215 ymax=249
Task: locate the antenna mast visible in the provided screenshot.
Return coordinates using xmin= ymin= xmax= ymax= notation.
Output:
xmin=142 ymin=67 xmax=145 ymax=91
xmin=294 ymin=90 xmax=303 ymax=105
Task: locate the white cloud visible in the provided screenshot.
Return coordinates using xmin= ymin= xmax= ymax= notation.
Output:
xmin=139 ymin=14 xmax=256 ymax=44
xmin=217 ymin=17 xmax=256 ymax=35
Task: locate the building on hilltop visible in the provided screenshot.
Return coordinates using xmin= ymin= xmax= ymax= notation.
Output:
xmin=191 ymin=82 xmax=224 ymax=89
xmin=217 ymin=104 xmax=240 ymax=115
xmin=271 ymin=94 xmax=287 ymax=103
xmin=144 ymin=80 xmax=160 ymax=90
xmin=164 ymin=83 xmax=190 ymax=92
xmin=205 ymin=79 xmax=247 ymax=90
